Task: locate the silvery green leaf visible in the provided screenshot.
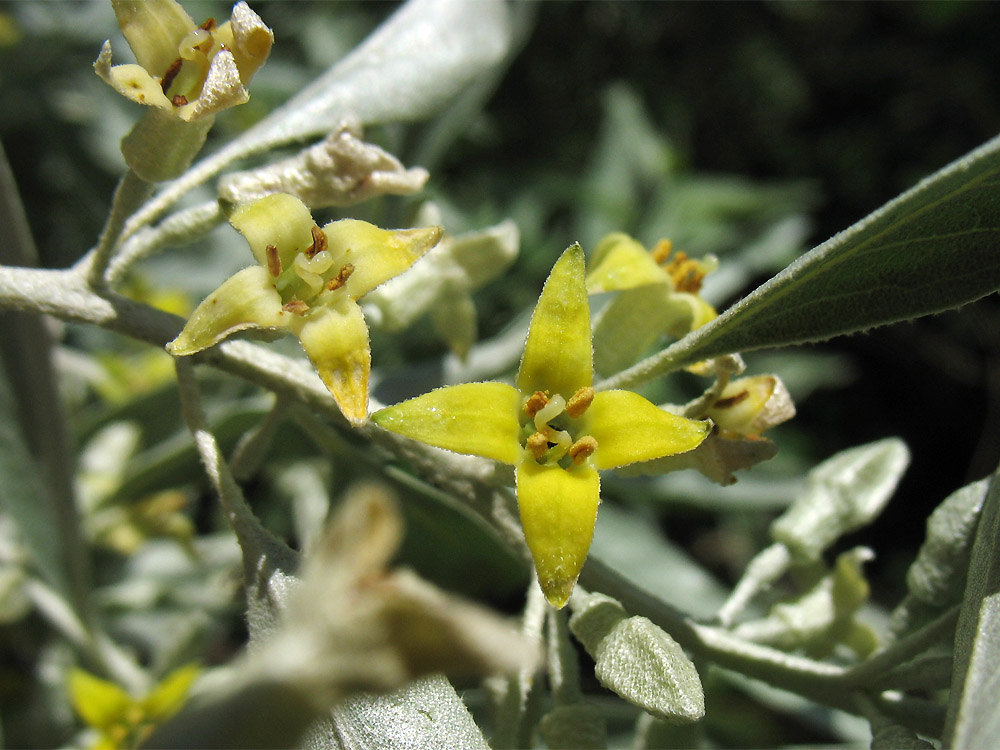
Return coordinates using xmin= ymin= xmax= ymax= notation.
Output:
xmin=771 ymin=438 xmax=910 ymax=561
xmin=569 ymin=592 xmax=704 ymax=724
xmin=870 ymin=722 xmax=936 ymax=749
xmin=183 ymin=0 xmax=512 ymax=180
xmin=0 ymin=364 xmax=69 ymax=597
xmin=589 ymin=503 xmax=728 ymax=620
xmin=540 ymin=704 xmax=606 ymax=749
xmin=944 ymin=466 xmax=1000 ymax=743
xmin=141 ymin=678 xmax=321 ymax=749
xmin=602 ymin=133 xmax=1000 ymax=388
xmin=314 ymin=676 xmax=489 ymax=750
xmin=947 ymin=592 xmax=1000 ymax=749
xmin=905 ymin=478 xmax=988 ymax=606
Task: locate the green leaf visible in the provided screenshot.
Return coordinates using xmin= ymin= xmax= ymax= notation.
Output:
xmin=569 ymin=591 xmax=704 ymax=724
xmin=320 ymin=675 xmax=490 ymax=750
xmin=771 ymin=438 xmax=910 ymax=561
xmin=948 ymin=593 xmax=1000 ymax=749
xmin=0 ymin=362 xmax=69 ymax=596
xmin=141 ymin=678 xmax=320 ymax=749
xmin=602 ymin=134 xmax=1000 ymax=386
xmin=944 ymin=465 xmax=1000 ymax=743
xmin=905 ymin=478 xmax=988 ymax=607
xmin=540 ymin=705 xmax=607 ymax=749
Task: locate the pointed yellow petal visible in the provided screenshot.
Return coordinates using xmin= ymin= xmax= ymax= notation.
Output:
xmin=112 ymin=0 xmax=194 ymax=77
xmin=97 ymin=59 xmax=174 ymax=110
xmin=229 ymin=193 xmax=315 ymax=269
xmin=517 ymin=244 xmax=593 ymax=399
xmin=142 ymin=663 xmax=201 ymax=720
xmin=516 ymin=460 xmax=600 ymax=608
xmin=592 ymin=285 xmax=678 ymax=377
xmin=167 ymin=266 xmax=287 ymax=355
xmin=372 ymin=382 xmax=522 ymax=464
xmin=213 ymin=4 xmax=274 ymax=84
xmin=320 ymin=220 xmax=442 ymax=299
xmin=586 ymin=233 xmax=668 ymax=293
xmin=69 ymin=669 xmax=134 ymax=731
xmin=293 ymin=299 xmax=371 ymax=425
xmin=585 ymin=391 xmax=711 ymax=471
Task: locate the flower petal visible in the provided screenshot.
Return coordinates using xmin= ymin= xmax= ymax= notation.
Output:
xmin=94 ymin=44 xmax=173 ymax=110
xmin=111 ymin=0 xmax=194 ymax=78
xmin=292 ymin=299 xmax=371 ymax=425
xmin=177 ymin=48 xmax=249 ymax=122
xmin=320 ymin=220 xmax=442 ymax=299
xmin=69 ymin=668 xmax=133 ymax=731
xmin=592 ymin=285 xmax=680 ymax=378
xmin=167 ymin=266 xmax=286 ymax=355
xmin=585 ymin=391 xmax=710 ymax=470
xmin=517 ymin=244 xmax=593 ymax=399
xmin=706 ymin=375 xmax=795 ymax=436
xmin=214 ymin=2 xmax=273 ymax=84
xmin=372 ymin=382 xmax=522 ymax=465
xmin=586 ymin=233 xmax=668 ymax=293
xmin=141 ymin=663 xmax=201 ymax=720
xmin=516 ymin=460 xmax=600 ymax=608
xmin=229 ymin=193 xmax=316 ymax=270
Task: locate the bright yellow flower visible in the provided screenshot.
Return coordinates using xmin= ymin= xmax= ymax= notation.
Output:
xmin=95 ymin=0 xmax=272 ymax=122
xmin=372 ymin=245 xmax=710 ymax=607
xmin=167 ymin=193 xmax=442 ymax=424
xmin=586 ymin=233 xmax=718 ymax=377
xmin=69 ymin=664 xmax=200 ymax=749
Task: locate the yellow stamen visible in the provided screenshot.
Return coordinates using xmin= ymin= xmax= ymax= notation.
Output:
xmin=651 ymin=238 xmax=673 ymax=264
xmin=306 ymin=225 xmax=328 ymax=258
xmin=326 ymin=263 xmax=355 ymax=291
xmin=526 ymin=431 xmax=549 ymax=460
xmin=568 ymin=436 xmax=598 ymax=465
xmin=265 ymin=244 xmax=281 ymax=277
xmin=523 ymin=390 xmax=549 ymax=418
xmin=663 ymin=251 xmax=706 ymax=293
xmin=566 ymin=386 xmax=595 ymax=418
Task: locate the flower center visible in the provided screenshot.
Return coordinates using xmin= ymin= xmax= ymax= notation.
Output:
xmin=521 ymin=387 xmax=597 ymax=467
xmin=651 ymin=239 xmax=707 ymax=293
xmin=161 ymin=17 xmax=221 ymax=107
xmin=266 ymin=226 xmax=355 ymax=315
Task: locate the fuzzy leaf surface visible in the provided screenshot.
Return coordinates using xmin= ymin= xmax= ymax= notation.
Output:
xmin=604 ymin=134 xmax=1000 ymax=386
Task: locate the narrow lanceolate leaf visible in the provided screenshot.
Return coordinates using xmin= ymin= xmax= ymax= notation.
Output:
xmin=947 ymin=593 xmax=1000 ymax=749
xmin=602 ymin=134 xmax=1000 ymax=387
xmin=944 ymin=464 xmax=1000 ymax=744
xmin=0 ymin=365 xmax=70 ymax=596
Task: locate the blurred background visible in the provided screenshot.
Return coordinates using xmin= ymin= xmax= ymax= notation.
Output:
xmin=2 ymin=2 xmax=1000 ymax=746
